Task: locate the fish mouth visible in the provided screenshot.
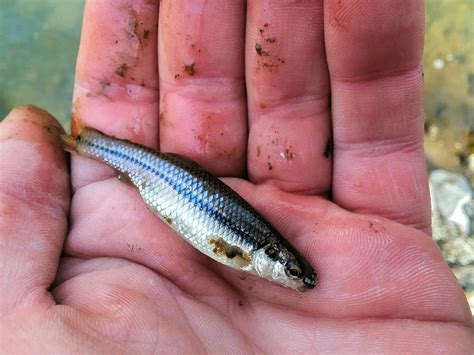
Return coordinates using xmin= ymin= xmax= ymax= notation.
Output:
xmin=302 ymin=275 xmax=317 ymax=289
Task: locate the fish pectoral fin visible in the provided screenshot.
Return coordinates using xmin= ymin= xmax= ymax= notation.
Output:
xmin=208 ymin=237 xmax=250 ymax=267
xmin=115 ymin=170 xmax=134 ymax=186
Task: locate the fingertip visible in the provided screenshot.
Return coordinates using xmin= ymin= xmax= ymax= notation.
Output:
xmin=4 ymin=104 xmax=61 ymax=124
xmin=2 ymin=104 xmax=66 ymax=140
xmin=1 ymin=105 xmax=69 ymax=176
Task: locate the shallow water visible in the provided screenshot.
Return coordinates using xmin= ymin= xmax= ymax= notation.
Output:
xmin=0 ymin=0 xmax=83 ymax=123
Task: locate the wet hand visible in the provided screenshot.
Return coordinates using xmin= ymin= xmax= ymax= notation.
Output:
xmin=1 ymin=1 xmax=471 ymax=353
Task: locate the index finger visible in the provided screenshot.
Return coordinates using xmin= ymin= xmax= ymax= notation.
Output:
xmin=72 ymin=0 xmax=160 ymax=189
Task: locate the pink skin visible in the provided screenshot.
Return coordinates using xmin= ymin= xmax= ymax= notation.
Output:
xmin=1 ymin=1 xmax=472 ymax=353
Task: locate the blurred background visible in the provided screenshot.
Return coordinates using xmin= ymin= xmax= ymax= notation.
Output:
xmin=0 ymin=1 xmax=473 ymax=315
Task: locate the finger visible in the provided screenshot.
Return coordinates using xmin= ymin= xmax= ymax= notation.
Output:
xmin=72 ymin=0 xmax=160 ymax=190
xmin=0 ymin=106 xmax=70 ymax=316
xmin=245 ymin=1 xmax=331 ymax=195
xmin=325 ymin=1 xmax=430 ymax=231
xmin=158 ymin=0 xmax=247 ymax=176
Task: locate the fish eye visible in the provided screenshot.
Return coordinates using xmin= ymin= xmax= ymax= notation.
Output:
xmin=285 ymin=263 xmax=303 ymax=279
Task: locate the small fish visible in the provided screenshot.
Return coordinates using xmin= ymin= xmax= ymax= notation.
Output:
xmin=61 ymin=125 xmax=317 ymax=291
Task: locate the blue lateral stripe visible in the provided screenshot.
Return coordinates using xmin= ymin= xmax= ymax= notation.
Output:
xmin=93 ymin=142 xmax=252 ymax=245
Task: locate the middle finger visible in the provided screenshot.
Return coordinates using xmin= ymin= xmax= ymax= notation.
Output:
xmin=158 ymin=0 xmax=247 ymax=177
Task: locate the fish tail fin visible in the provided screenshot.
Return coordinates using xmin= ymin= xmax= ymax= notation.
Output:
xmin=60 ymin=134 xmax=78 ymax=154
xmin=71 ymin=115 xmax=86 ymax=137
xmin=61 ymin=115 xmax=87 ymax=154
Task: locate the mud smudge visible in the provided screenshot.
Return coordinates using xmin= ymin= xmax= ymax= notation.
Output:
xmin=283 ymin=149 xmax=295 ymax=161
xmin=115 ymin=63 xmax=129 ymax=77
xmin=160 ymin=112 xmax=173 ymax=128
xmin=183 ymin=63 xmax=196 ymax=76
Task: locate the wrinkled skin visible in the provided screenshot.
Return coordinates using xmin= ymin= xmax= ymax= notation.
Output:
xmin=0 ymin=1 xmax=472 ymax=353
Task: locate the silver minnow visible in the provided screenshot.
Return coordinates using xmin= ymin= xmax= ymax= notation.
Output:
xmin=61 ymin=126 xmax=317 ymax=291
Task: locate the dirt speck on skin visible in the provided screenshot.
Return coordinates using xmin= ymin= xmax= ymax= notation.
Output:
xmin=267 ymin=162 xmax=273 ymax=171
xmin=239 ymin=276 xmax=247 ymax=281
xmin=237 ymin=300 xmax=244 ymax=307
xmin=126 ymin=14 xmax=151 ymax=45
xmin=216 ymin=148 xmax=235 ymax=158
xmin=100 ymin=80 xmax=111 ymax=88
xmin=331 ymin=15 xmax=350 ymax=32
xmin=42 ymin=124 xmax=53 ymax=134
xmin=174 ymin=73 xmax=181 ymax=80
xmin=115 ymin=63 xmax=129 ymax=77
xmin=255 ymin=23 xmax=285 ymax=72
xmin=368 ymin=222 xmax=379 ymax=233
xmin=284 ymin=149 xmax=295 ymax=160
xmin=260 ymin=61 xmax=278 ymax=72
xmin=190 ymin=43 xmax=202 ymax=53
xmin=127 ymin=18 xmax=138 ymax=39
xmin=126 ymin=242 xmax=142 ymax=252
xmin=256 ymin=145 xmax=261 ymax=157
xmin=183 ymin=63 xmax=196 ymax=76
xmin=323 ymin=138 xmax=333 ymax=158
xmin=160 ymin=112 xmax=173 ymax=128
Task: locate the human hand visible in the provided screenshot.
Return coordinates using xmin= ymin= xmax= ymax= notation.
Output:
xmin=1 ymin=1 xmax=472 ymax=353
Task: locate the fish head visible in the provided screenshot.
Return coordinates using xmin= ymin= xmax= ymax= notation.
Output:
xmin=252 ymin=242 xmax=316 ymax=292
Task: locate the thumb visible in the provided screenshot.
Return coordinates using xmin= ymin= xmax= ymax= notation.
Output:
xmin=0 ymin=106 xmax=70 ymax=316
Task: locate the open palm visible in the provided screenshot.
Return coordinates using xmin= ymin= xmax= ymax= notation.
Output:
xmin=1 ymin=1 xmax=471 ymax=353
